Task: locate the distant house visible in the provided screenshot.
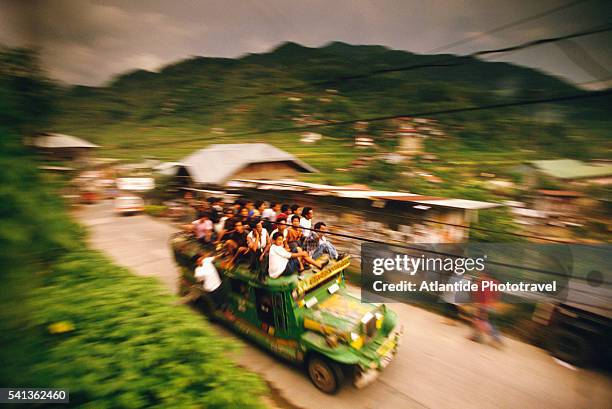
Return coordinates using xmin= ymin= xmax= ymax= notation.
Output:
xmin=28 ymin=132 xmax=99 ymax=161
xmin=533 ymin=190 xmax=586 ymax=217
xmin=525 ymin=159 xmax=612 ymax=185
xmin=175 ymin=143 xmax=317 ymax=187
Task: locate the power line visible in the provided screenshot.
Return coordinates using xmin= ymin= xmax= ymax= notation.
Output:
xmin=427 ymin=0 xmax=591 ymax=53
xmin=136 ymin=88 xmax=612 ymax=148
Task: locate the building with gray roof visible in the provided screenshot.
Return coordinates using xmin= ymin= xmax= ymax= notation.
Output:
xmin=176 ymin=143 xmax=317 ymax=186
xmin=29 ymin=132 xmax=99 ymax=161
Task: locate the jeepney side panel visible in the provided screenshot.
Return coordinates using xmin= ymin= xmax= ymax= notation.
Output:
xmin=220 ymin=278 xmax=302 ymax=362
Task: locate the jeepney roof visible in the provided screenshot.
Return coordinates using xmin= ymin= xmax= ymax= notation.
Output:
xmin=225 ymin=256 xmax=351 ymax=294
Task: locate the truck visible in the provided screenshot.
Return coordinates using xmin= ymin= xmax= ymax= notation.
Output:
xmin=171 ymin=232 xmax=402 ymax=394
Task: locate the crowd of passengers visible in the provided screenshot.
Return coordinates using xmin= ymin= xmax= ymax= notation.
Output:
xmin=184 ymin=197 xmax=344 ymax=281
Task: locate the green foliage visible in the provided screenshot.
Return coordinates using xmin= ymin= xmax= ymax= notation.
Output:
xmin=0 ymin=47 xmax=58 ymax=134
xmin=0 ymin=47 xmax=267 ymax=408
xmin=469 ymin=208 xmax=526 ymax=243
xmin=20 ymin=250 xmax=266 ymax=408
xmin=355 ymin=159 xmax=400 ymax=186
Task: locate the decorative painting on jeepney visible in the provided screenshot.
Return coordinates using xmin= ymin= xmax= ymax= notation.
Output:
xmin=228 ymin=313 xmax=300 ymax=360
xmin=296 ymin=257 xmax=350 ymax=295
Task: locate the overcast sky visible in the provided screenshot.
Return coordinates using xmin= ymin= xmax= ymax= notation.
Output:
xmin=1 ymin=0 xmax=610 ymax=88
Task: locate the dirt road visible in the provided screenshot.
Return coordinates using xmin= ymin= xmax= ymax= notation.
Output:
xmin=76 ymin=202 xmax=611 ymax=409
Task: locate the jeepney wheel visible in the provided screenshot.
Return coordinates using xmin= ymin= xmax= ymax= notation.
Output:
xmin=307 ymin=355 xmax=344 ymax=394
xmin=548 ymin=328 xmax=592 ymax=367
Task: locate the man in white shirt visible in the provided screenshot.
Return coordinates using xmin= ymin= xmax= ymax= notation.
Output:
xmin=261 ymin=202 xmax=280 ymax=221
xmin=195 ymin=256 xmax=222 ymax=292
xmin=194 ymin=255 xmax=224 ymax=308
xmin=300 ymin=207 xmax=314 ymax=239
xmin=268 ymin=233 xmax=326 ymax=278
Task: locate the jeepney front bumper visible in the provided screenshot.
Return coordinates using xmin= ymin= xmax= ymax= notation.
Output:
xmin=354 ymin=325 xmax=403 ymax=389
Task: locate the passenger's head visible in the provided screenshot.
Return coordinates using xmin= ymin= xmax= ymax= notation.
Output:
xmin=234 ymin=220 xmax=244 ymax=233
xmin=281 ymin=204 xmax=290 ymax=214
xmin=255 ymin=200 xmax=265 ymax=212
xmin=271 ymin=202 xmax=281 ymax=212
xmin=291 ymin=215 xmax=301 ymax=226
xmin=251 ymin=219 xmax=263 ymax=232
xmin=196 ymin=254 xmax=207 ymax=266
xmin=235 ymin=199 xmax=246 ymax=208
xmin=239 ymin=207 xmax=249 ymax=218
xmin=245 ymin=200 xmax=254 ymax=210
xmin=277 ymin=219 xmax=287 ymax=231
xmin=302 ymin=207 xmax=313 ymax=219
xmin=224 ymin=208 xmax=234 ymax=217
xmin=291 ymin=204 xmax=300 ymax=214
xmin=314 ymin=221 xmax=326 ymax=233
xmin=273 ymin=232 xmax=284 ymax=245
xmin=200 ymin=211 xmax=211 ymax=220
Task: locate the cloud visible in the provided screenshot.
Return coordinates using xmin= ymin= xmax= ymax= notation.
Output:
xmin=0 ymin=0 xmax=610 ymax=86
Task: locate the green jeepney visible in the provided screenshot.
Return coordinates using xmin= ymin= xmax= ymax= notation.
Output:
xmin=171 ymin=233 xmax=402 ymax=394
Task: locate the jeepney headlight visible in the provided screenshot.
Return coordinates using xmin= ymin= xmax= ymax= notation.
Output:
xmin=350 ymin=332 xmax=364 ymax=349
xmin=375 ymin=312 xmax=384 ymax=329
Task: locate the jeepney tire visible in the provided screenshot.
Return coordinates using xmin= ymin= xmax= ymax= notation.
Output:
xmin=548 ymin=328 xmax=592 ymax=367
xmin=306 ymin=354 xmax=344 ymax=394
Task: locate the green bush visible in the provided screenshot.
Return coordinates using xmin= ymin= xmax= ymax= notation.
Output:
xmin=0 ymin=47 xmax=267 ymax=408
xmin=22 ymin=250 xmax=266 ymax=408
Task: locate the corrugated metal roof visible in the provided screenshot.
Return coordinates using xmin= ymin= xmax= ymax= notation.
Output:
xmin=33 ymin=133 xmax=99 ymax=149
xmin=531 ymin=159 xmax=612 ymax=180
xmin=180 ymin=143 xmax=317 ymax=185
xmin=231 ymin=179 xmax=500 ymax=210
xmin=537 ymin=189 xmax=585 ymax=197
xmin=403 ymin=198 xmax=499 ymax=210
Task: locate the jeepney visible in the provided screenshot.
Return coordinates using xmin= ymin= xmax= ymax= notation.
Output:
xmin=171 ymin=232 xmax=402 ymax=394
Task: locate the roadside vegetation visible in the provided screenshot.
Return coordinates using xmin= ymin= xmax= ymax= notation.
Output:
xmin=0 ymin=48 xmax=267 ymax=408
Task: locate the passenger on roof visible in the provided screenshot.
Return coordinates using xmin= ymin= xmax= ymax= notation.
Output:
xmin=191 ymin=211 xmax=213 ymax=243
xmin=270 ymin=219 xmax=289 ymax=246
xmin=261 ymin=202 xmax=280 ymax=222
xmin=310 ymin=222 xmax=340 ymax=260
xmin=290 ymin=204 xmax=301 ymax=220
xmin=224 ymin=220 xmax=249 ymax=265
xmin=214 ymin=207 xmax=234 ymax=240
xmin=245 ymin=200 xmax=256 ymax=217
xmin=275 ymin=204 xmax=291 ymax=224
xmin=286 ymin=215 xmax=303 ymax=250
xmin=300 ymin=207 xmax=314 ymax=239
xmin=234 ymin=207 xmax=250 ymax=224
xmin=247 ymin=219 xmax=270 ymax=270
xmin=231 ymin=199 xmax=245 ymax=218
xmin=252 ymin=200 xmax=266 ymax=218
xmin=268 ymin=232 xmax=327 ymax=278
